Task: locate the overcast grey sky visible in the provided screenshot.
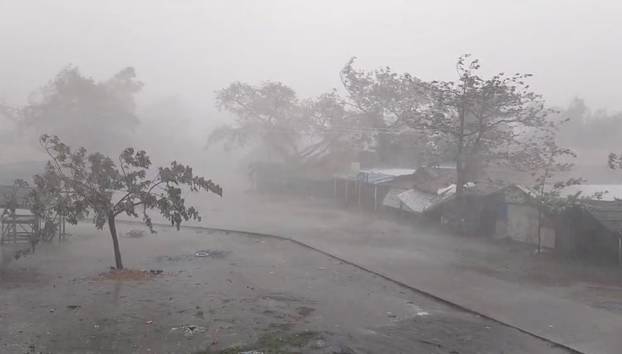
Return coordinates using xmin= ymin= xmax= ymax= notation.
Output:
xmin=1 ymin=0 xmax=621 ymax=114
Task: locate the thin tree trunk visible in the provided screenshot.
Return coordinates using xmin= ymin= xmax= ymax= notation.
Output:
xmin=455 ymin=157 xmax=465 ymax=197
xmin=537 ymin=207 xmax=543 ymax=254
xmin=107 ymin=213 xmax=123 ymax=269
xmin=455 ymin=92 xmax=467 ymax=235
xmin=537 ymin=174 xmax=547 ymax=254
xmin=618 ymin=237 xmax=621 ymax=266
xmin=455 ymin=85 xmax=467 ymax=199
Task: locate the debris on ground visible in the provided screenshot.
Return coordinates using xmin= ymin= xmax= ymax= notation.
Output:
xmin=66 ymin=305 xmax=80 ymax=310
xmin=95 ymin=269 xmax=165 ymax=281
xmin=220 ymin=330 xmax=321 ymax=354
xmin=194 ymin=249 xmax=230 ymax=258
xmin=296 ymin=306 xmax=315 ymax=318
xmin=125 ymin=229 xmax=146 ymax=238
xmin=170 ymin=324 xmax=207 ymax=337
xmin=13 ymin=248 xmax=34 ymax=260
xmin=311 ymin=339 xmax=326 ymax=348
xmin=194 ymin=250 xmax=210 ymax=257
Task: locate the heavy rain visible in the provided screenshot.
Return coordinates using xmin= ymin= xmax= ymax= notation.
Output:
xmin=1 ymin=1 xmax=622 ymax=353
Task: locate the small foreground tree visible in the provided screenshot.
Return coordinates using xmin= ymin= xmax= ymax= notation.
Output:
xmin=516 ymin=135 xmax=583 ymax=253
xmin=35 ymin=135 xmax=222 ymax=269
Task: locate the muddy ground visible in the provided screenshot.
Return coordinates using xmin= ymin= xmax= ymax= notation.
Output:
xmin=0 ymin=223 xmax=570 ymax=354
xmin=194 ymin=192 xmax=622 ymax=313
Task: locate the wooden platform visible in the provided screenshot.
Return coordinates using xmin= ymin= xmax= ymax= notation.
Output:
xmin=0 ymin=212 xmax=38 ymax=244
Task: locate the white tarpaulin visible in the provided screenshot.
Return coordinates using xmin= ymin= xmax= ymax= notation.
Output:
xmin=397 ymin=189 xmax=436 ymax=213
xmin=382 ymin=188 xmax=408 ymax=210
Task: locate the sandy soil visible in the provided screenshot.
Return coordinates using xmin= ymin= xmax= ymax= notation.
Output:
xmin=0 ymin=223 xmax=568 ymax=353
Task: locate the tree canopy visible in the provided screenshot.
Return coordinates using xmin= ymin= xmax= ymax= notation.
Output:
xmin=33 ymin=135 xmax=222 ymax=269
xmin=210 ymin=81 xmax=369 ymax=169
xmin=19 ymin=66 xmax=143 ymax=154
xmin=211 ymin=55 xmax=569 ymax=200
xmin=339 ymin=57 xmax=451 ymax=167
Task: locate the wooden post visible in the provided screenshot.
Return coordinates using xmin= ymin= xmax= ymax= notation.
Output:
xmin=357 ymin=181 xmax=362 ymax=208
xmin=12 ymin=212 xmax=16 ymax=243
xmin=344 ymin=180 xmax=348 ymax=206
xmin=60 ymin=215 xmax=65 ymax=239
xmin=618 ymin=236 xmax=621 ymax=266
xmin=373 ymin=185 xmax=378 ymax=211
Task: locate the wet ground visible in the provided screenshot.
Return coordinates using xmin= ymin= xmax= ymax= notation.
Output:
xmin=0 ymin=223 xmax=568 ymax=353
xmin=196 ymin=192 xmax=622 ymax=311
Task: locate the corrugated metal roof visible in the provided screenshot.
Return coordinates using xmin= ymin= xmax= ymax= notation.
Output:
xmin=558 ymin=184 xmax=622 ymax=201
xmin=363 ymin=168 xmax=416 ymax=177
xmin=397 ymin=189 xmax=436 ymax=213
xmin=382 ymin=188 xmax=410 ymax=210
xmin=422 ymin=182 xmax=501 ymax=214
xmin=582 ymin=200 xmax=622 ymax=235
xmin=357 ymin=168 xmax=416 ymax=185
xmin=412 ymin=167 xmax=456 ymax=193
xmin=357 ymin=171 xmax=395 ymax=184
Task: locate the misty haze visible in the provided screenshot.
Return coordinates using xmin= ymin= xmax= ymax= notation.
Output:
xmin=1 ymin=1 xmax=622 ymax=353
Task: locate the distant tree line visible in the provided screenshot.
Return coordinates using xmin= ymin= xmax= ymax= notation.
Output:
xmin=0 ymin=66 xmax=143 ymax=156
xmin=557 ymin=97 xmax=622 ymax=150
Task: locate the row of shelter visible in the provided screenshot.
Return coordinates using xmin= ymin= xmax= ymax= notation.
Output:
xmin=252 ymin=162 xmax=622 ymax=265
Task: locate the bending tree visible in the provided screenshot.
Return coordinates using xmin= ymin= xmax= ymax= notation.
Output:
xmin=339 ymin=58 xmax=448 ymax=166
xmin=209 ymin=81 xmax=304 ymax=163
xmin=35 ymin=135 xmax=222 ymax=269
xmin=516 ymin=134 xmax=583 ymax=252
xmin=210 ymin=81 xmax=367 ymax=168
xmin=421 ymin=55 xmax=554 ymax=198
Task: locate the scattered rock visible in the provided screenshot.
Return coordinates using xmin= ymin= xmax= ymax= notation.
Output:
xmin=296 ymin=306 xmax=315 ymax=318
xmin=194 ymin=249 xmax=230 ymax=258
xmin=125 ymin=229 xmax=146 ymax=238
xmin=194 ymin=250 xmax=210 ymax=257
xmin=327 ymin=344 xmax=357 ymax=354
xmin=95 ymin=269 xmax=163 ymax=281
xmin=312 ymin=339 xmax=326 ymax=348
xmin=66 ymin=305 xmax=80 ymax=310
xmin=184 ymin=325 xmax=206 ymax=337
xmin=170 ymin=325 xmax=207 ymax=337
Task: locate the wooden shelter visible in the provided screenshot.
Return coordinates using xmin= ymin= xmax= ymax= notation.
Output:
xmin=558 ymin=200 xmax=622 ymax=264
xmin=0 ymin=210 xmax=39 ymax=244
